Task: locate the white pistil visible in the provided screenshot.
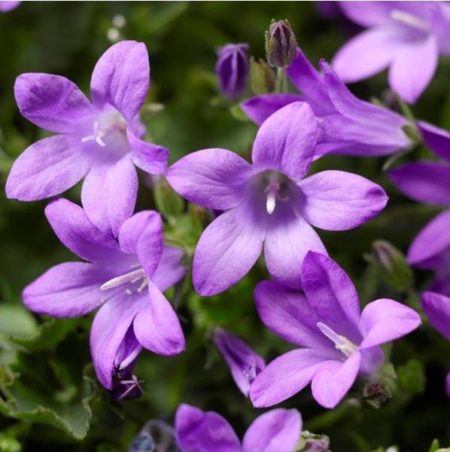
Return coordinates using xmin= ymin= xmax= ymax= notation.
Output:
xmin=316 ymin=321 xmax=358 ymax=357
xmin=265 ymin=181 xmax=280 ymax=215
xmin=390 ymin=9 xmax=429 ymax=32
xmin=100 ymin=268 xmax=147 ymax=291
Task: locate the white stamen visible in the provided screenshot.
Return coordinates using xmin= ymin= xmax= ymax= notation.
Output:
xmin=100 ymin=268 xmax=146 ymax=291
xmin=390 ymin=9 xmax=429 ymax=32
xmin=317 ymin=321 xmax=358 ymax=357
xmin=81 ymin=121 xmax=107 ymax=147
xmin=266 ymin=191 xmax=276 ymax=214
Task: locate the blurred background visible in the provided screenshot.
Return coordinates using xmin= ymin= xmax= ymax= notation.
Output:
xmin=0 ymin=2 xmax=449 ymax=451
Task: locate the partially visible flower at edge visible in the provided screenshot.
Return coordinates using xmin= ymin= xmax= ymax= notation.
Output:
xmin=213 ymin=327 xmax=265 ymax=396
xmin=167 ymin=101 xmax=388 ymax=296
xmin=0 ymin=1 xmax=20 ymax=12
xmin=22 ymin=199 xmax=185 ymax=390
xmin=216 ymin=43 xmax=249 ymax=99
xmin=175 ymin=403 xmax=302 ymax=452
xmin=241 ymin=46 xmax=413 ymax=158
xmin=250 ymin=251 xmax=421 ymax=409
xmin=6 ymin=40 xmax=169 ymax=237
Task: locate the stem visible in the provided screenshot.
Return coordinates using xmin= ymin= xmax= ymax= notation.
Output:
xmin=275 ymin=67 xmax=288 ymax=93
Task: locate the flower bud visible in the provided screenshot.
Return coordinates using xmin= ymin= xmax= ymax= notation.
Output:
xmin=215 ymin=43 xmax=249 ymax=99
xmin=297 ymin=431 xmax=331 ymax=452
xmin=129 ymin=420 xmax=177 ymax=452
xmin=250 ymin=57 xmax=276 ymax=94
xmin=265 ymin=19 xmax=297 ymax=68
xmin=154 ymin=177 xmax=184 ymax=219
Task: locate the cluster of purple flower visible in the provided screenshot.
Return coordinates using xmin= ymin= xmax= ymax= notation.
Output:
xmin=5 ymin=2 xmax=450 ymax=450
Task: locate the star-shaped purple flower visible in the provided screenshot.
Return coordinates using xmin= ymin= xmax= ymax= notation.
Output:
xmin=6 ymin=40 xmax=169 ymax=236
xmin=390 ymin=122 xmax=450 ymax=295
xmin=175 ymin=404 xmax=302 ymax=452
xmin=250 ymin=251 xmax=421 ymax=409
xmin=22 ymin=199 xmax=185 ymax=390
xmin=167 ymin=101 xmax=388 ymax=296
xmin=333 ymin=2 xmax=450 ymax=103
xmin=241 ymin=47 xmax=412 ymax=158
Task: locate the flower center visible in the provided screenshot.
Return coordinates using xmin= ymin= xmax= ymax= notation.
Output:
xmin=81 ymin=110 xmax=128 ymax=151
xmin=259 ymin=171 xmax=292 ymax=215
xmin=390 ymin=9 xmax=429 ymax=33
xmin=100 ymin=266 xmax=148 ymax=295
xmin=316 ymin=322 xmax=358 ymax=357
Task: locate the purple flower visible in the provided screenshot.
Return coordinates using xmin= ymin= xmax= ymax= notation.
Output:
xmin=390 ymin=122 xmax=450 ymax=294
xmin=241 ymin=48 xmax=412 ymax=158
xmin=0 ymin=1 xmax=20 ymax=11
xmin=22 ymin=199 xmax=185 ymax=389
xmin=216 ymin=43 xmax=249 ymax=99
xmin=175 ymin=404 xmax=302 ymax=452
xmin=6 ymin=40 xmax=169 ymax=236
xmin=250 ymin=251 xmax=421 ymax=409
xmin=213 ymin=328 xmax=265 ymax=396
xmin=167 ymin=101 xmax=388 ymax=296
xmin=333 ymin=2 xmax=450 ymax=103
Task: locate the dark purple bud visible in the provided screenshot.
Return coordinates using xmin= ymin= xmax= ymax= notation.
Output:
xmin=265 ymin=19 xmax=297 ymax=68
xmin=129 ymin=420 xmax=178 ymax=452
xmin=215 ymin=43 xmax=249 ymax=99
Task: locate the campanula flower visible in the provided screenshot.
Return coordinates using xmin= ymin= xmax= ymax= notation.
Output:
xmin=175 ymin=404 xmax=302 ymax=452
xmin=22 ymin=199 xmax=185 ymax=389
xmin=216 ymin=43 xmax=249 ymax=99
xmin=6 ymin=40 xmax=169 ymax=236
xmin=241 ymin=46 xmax=412 ymax=158
xmin=333 ymin=2 xmax=450 ymax=103
xmin=390 ymin=122 xmax=450 ymax=294
xmin=214 ymin=328 xmax=265 ymax=396
xmin=0 ymin=1 xmax=20 ymax=11
xmin=167 ymin=101 xmax=388 ymax=296
xmin=250 ymin=251 xmax=421 ymax=409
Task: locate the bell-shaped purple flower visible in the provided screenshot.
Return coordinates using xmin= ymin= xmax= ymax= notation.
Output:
xmin=241 ymin=46 xmax=412 ymax=158
xmin=6 ymin=40 xmax=169 ymax=236
xmin=22 ymin=199 xmax=186 ymax=389
xmin=213 ymin=328 xmax=265 ymax=396
xmin=250 ymin=251 xmax=421 ymax=409
xmin=333 ymin=2 xmax=450 ymax=103
xmin=167 ymin=101 xmax=388 ymax=296
xmin=175 ymin=404 xmax=302 ymax=452
xmin=216 ymin=43 xmax=249 ymax=99
xmin=390 ymin=122 xmax=450 ymax=295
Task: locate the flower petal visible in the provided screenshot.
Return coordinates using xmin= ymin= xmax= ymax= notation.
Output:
xmin=254 ymin=280 xmax=333 ymax=351
xmin=250 ymin=348 xmax=327 ymax=407
xmin=301 ymin=251 xmax=361 ymax=342
xmin=311 ymin=352 xmax=361 ymax=409
xmin=388 ymin=35 xmax=439 ymax=103
xmin=152 ymin=246 xmax=186 ymax=292
xmin=418 ymin=121 xmax=450 ymax=162
xmin=23 ymin=262 xmax=112 ymax=318
xmin=241 ymin=93 xmax=303 ymax=126
xmin=264 ymin=214 xmax=327 ymax=289
xmin=242 ymin=409 xmax=302 ymax=452
xmin=390 ymin=162 xmax=450 ymax=206
xmin=193 ymin=206 xmax=265 ymax=296
xmin=127 ymin=129 xmax=169 ymax=175
xmin=299 ymin=170 xmax=388 ymax=231
xmin=6 ymin=135 xmax=91 ymax=201
xmin=45 ymin=198 xmax=120 ymax=263
xmin=421 ymin=291 xmax=450 ymax=340
xmin=167 ymin=148 xmax=252 ymax=211
xmin=252 ymin=102 xmax=318 ymax=181
xmin=133 ymin=280 xmax=185 ymax=356
xmin=90 ymin=40 xmax=149 ymax=120
xmin=118 ymin=210 xmax=163 ymax=277
xmin=407 ymin=211 xmax=450 ymax=266
xmin=90 ymin=292 xmax=145 ymax=388
xmin=81 ymin=155 xmax=138 ymax=237
xmin=214 ymin=328 xmax=265 ymax=396
xmin=175 ymin=404 xmax=241 ymax=452
xmin=339 ymin=1 xmax=394 ymax=27
xmin=359 ymin=299 xmax=421 ymax=349
xmin=14 ymin=73 xmax=93 ymax=133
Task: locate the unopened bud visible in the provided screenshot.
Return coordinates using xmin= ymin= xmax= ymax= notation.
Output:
xmin=129 ymin=420 xmax=177 ymax=452
xmin=296 ymin=431 xmax=330 ymax=452
xmin=250 ymin=57 xmax=276 ymax=94
xmin=265 ymin=19 xmax=297 ymax=68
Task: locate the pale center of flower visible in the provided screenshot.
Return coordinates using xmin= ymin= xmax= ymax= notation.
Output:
xmin=100 ymin=266 xmax=148 ymax=295
xmin=390 ymin=9 xmax=429 ymax=33
xmin=81 ymin=110 xmax=128 ymax=150
xmin=260 ymin=171 xmax=291 ymax=215
xmin=316 ymin=322 xmax=358 ymax=357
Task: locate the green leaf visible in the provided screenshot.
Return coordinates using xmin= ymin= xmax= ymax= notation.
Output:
xmin=0 ymin=305 xmax=38 ymax=339
xmin=397 ymin=359 xmax=426 ymax=395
